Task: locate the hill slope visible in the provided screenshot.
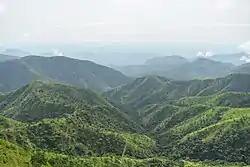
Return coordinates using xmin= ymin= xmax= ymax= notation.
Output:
xmin=0 ymin=56 xmax=131 ymax=92
xmin=0 ymin=82 xmax=156 ymax=158
xmin=0 ymin=81 xmax=137 ymax=131
xmin=0 ymin=78 xmax=250 ymax=166
xmin=105 ymin=74 xmax=250 ymax=110
xmin=104 ymin=73 xmax=250 ymax=164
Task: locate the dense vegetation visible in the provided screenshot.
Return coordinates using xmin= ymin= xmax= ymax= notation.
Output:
xmin=105 ymin=74 xmax=250 ymax=165
xmin=0 ymin=55 xmax=131 ymax=92
xmin=105 ymin=74 xmax=250 ymax=109
xmin=1 ymin=73 xmax=250 ymax=166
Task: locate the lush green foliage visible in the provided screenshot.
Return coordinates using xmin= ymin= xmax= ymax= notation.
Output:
xmin=105 ymin=74 xmax=250 ymax=109
xmin=1 ymin=74 xmax=250 ymax=166
xmin=0 ymin=81 xmax=155 ymax=160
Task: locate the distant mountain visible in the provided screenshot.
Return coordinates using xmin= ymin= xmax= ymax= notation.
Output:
xmin=105 ymin=74 xmax=250 ymax=109
xmin=113 ymin=55 xmax=190 ymax=77
xmin=2 ymin=48 xmax=31 ymax=57
xmin=0 ymin=56 xmax=131 ymax=92
xmin=207 ymin=52 xmax=250 ymax=65
xmin=232 ymin=63 xmax=250 ymax=74
xmin=145 ymin=55 xmax=189 ymax=66
xmin=0 ymin=54 xmax=19 ymax=62
xmin=168 ymin=58 xmax=236 ymax=80
xmin=115 ymin=56 xmax=236 ymax=80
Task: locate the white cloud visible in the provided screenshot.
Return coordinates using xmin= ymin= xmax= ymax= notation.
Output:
xmin=197 ymin=52 xmax=204 ymax=57
xmin=205 ymin=51 xmax=214 ymax=57
xmin=53 ymin=48 xmax=64 ymax=56
xmin=239 ymin=41 xmax=250 ymax=54
xmin=196 ymin=51 xmax=214 ymax=57
xmin=240 ymin=56 xmax=250 ymax=63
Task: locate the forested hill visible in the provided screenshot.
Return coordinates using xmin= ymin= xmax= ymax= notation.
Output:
xmin=0 ymin=75 xmax=250 ymax=166
xmin=0 ymin=81 xmax=157 ymax=163
xmin=0 ymin=55 xmax=131 ymax=93
xmin=105 ymin=73 xmax=250 ymax=109
xmin=104 ymin=74 xmax=250 ymax=164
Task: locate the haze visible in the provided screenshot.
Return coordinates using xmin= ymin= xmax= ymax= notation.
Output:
xmin=0 ymin=0 xmax=250 ymax=44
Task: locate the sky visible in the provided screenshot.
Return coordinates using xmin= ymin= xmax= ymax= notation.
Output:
xmin=0 ymin=0 xmax=249 ymax=49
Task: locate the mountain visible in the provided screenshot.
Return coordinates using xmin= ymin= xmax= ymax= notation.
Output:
xmin=145 ymin=55 xmax=189 ymax=66
xmin=2 ymin=48 xmax=31 ymax=57
xmin=0 ymin=56 xmax=131 ymax=92
xmin=207 ymin=52 xmax=250 ymax=65
xmin=0 ymin=54 xmax=19 ymax=62
xmin=105 ymin=74 xmax=250 ymax=164
xmin=114 ymin=55 xmax=189 ymax=77
xmin=1 ymin=77 xmax=250 ymax=166
xmin=169 ymin=58 xmax=236 ymax=80
xmin=232 ymin=63 xmax=250 ymax=75
xmin=115 ymin=56 xmax=236 ymax=80
xmin=105 ymin=74 xmax=250 ymax=110
xmin=0 ymin=81 xmax=156 ymax=158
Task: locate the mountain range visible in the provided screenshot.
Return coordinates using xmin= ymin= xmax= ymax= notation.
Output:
xmin=104 ymin=74 xmax=250 ymax=110
xmin=0 ymin=54 xmax=250 ymax=166
xmin=0 ymin=74 xmax=249 ymax=166
xmin=114 ymin=55 xmax=250 ymax=80
xmin=0 ymin=54 xmax=19 ymax=62
xmin=105 ymin=73 xmax=250 ymax=164
xmin=0 ymin=55 xmax=131 ymax=92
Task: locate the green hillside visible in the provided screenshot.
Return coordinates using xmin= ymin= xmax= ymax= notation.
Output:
xmin=0 ymin=56 xmax=131 ymax=92
xmin=1 ymin=138 xmax=248 ymax=167
xmin=0 ymin=82 xmax=155 ymax=159
xmin=105 ymin=74 xmax=250 ymax=110
xmin=0 ymin=81 xmax=138 ymax=131
xmin=104 ymin=74 xmax=250 ymax=164
xmin=1 ymin=74 xmax=250 ymax=166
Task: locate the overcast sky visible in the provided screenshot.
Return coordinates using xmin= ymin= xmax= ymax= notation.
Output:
xmin=0 ymin=0 xmax=250 ymax=45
